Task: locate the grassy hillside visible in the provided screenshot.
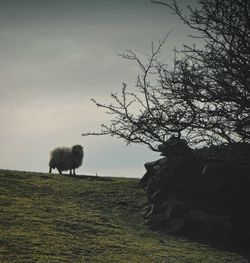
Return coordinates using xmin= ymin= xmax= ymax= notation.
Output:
xmin=0 ymin=169 xmax=249 ymax=263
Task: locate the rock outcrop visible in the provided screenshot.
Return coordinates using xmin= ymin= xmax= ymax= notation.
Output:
xmin=139 ymin=136 xmax=250 ymax=244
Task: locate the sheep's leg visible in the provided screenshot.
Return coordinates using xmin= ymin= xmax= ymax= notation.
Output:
xmin=57 ymin=168 xmax=62 ymax=175
xmin=73 ymin=169 xmax=76 ymax=176
xmin=69 ymin=169 xmax=72 ymax=176
xmin=49 ymin=167 xmax=52 ymax=173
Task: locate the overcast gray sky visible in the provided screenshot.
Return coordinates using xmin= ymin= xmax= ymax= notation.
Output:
xmin=0 ymin=0 xmax=197 ymax=177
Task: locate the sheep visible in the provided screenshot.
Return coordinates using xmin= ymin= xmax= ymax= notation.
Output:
xmin=49 ymin=145 xmax=84 ymax=175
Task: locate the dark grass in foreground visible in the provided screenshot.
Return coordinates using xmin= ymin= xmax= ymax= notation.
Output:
xmin=0 ymin=170 xmax=248 ymax=263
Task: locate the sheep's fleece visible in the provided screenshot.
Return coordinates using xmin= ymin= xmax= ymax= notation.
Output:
xmin=49 ymin=145 xmax=84 ymax=175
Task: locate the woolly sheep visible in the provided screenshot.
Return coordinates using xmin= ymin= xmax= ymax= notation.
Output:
xmin=49 ymin=145 xmax=84 ymax=175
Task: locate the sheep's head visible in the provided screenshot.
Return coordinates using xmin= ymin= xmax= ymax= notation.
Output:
xmin=72 ymin=145 xmax=84 ymax=156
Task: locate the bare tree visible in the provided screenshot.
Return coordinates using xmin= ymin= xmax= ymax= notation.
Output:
xmin=82 ymin=0 xmax=250 ymax=150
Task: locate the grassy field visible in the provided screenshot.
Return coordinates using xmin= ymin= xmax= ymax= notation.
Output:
xmin=0 ymin=169 xmax=249 ymax=263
